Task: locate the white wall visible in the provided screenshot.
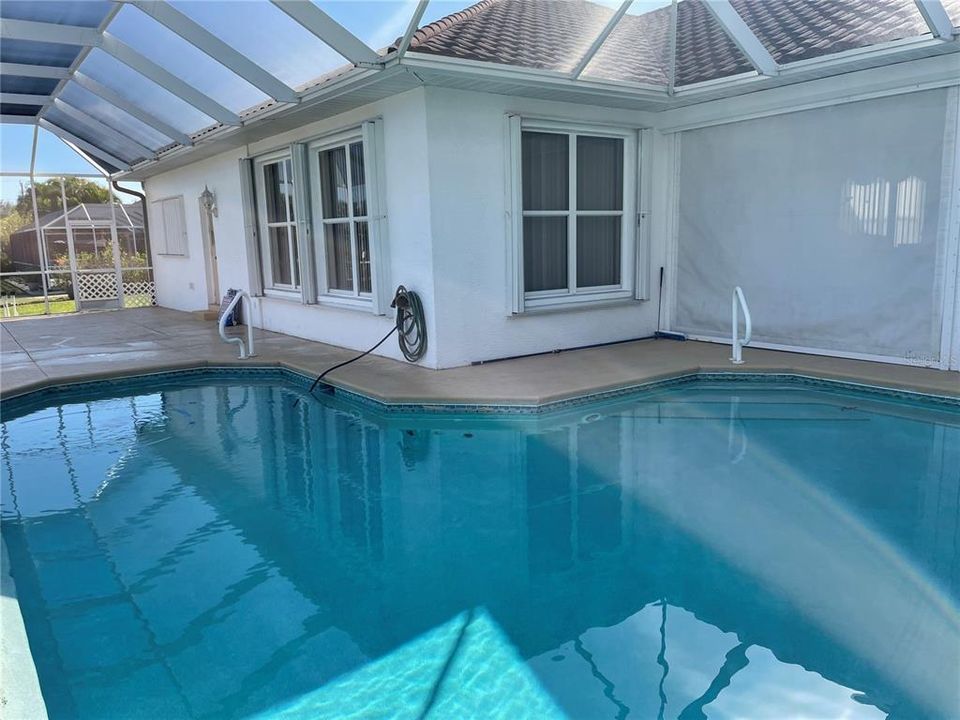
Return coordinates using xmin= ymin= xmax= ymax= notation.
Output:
xmin=146 ymin=149 xmax=247 ymax=313
xmin=145 ymin=89 xmax=439 ymax=367
xmin=423 ymin=88 xmax=664 ymax=368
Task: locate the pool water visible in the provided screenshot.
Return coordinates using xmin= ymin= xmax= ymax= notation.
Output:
xmin=2 ymin=376 xmax=958 ymax=720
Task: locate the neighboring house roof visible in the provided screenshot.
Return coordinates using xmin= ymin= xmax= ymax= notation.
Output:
xmin=10 ymin=203 xmax=144 ymax=235
xmin=405 ymin=0 xmax=938 ymax=87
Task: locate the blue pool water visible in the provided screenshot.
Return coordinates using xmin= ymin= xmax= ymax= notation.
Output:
xmin=2 ymin=374 xmax=958 ymax=720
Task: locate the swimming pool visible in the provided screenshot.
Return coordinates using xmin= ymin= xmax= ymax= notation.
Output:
xmin=2 ymin=372 xmax=958 ymax=719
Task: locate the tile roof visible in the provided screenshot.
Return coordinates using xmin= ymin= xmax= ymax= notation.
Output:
xmin=405 ymin=0 xmax=947 ymax=87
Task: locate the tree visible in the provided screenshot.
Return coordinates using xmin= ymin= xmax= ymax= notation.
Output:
xmin=15 ymin=177 xmax=110 ymax=217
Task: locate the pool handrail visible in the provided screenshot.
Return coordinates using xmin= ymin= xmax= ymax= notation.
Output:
xmin=218 ymin=290 xmax=256 ymax=359
xmin=731 ymin=286 xmax=752 ymax=365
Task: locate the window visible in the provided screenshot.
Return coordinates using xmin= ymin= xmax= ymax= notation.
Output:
xmin=314 ymin=138 xmax=372 ymax=297
xmin=247 ymin=120 xmax=386 ymax=311
xmin=508 ymin=119 xmax=639 ymax=312
xmin=256 ymin=155 xmax=299 ymax=292
xmin=149 ymin=196 xmax=186 ymax=256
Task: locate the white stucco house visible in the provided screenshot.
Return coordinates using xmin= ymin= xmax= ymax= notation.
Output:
xmin=36 ymin=0 xmax=959 ymax=370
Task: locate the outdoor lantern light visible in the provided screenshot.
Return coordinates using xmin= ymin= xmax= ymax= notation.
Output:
xmin=200 ymin=186 xmax=218 ymax=217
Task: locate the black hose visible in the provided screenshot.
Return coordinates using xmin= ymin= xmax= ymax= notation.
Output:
xmin=295 ymin=286 xmax=427 ymax=406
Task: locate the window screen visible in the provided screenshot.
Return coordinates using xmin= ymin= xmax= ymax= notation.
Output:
xmin=673 ymin=89 xmax=953 ymax=362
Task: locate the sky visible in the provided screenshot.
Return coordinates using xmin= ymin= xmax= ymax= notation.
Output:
xmin=0 ymin=123 xmax=141 ymax=205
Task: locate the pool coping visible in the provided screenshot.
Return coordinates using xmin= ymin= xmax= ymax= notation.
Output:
xmin=2 ymin=361 xmax=959 ymax=419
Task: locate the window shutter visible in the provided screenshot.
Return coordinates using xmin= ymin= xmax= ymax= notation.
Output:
xmin=635 ymin=128 xmax=653 ymax=301
xmin=150 ymin=196 xmax=187 ymax=256
xmin=165 ymin=197 xmax=186 ymax=256
xmin=361 ymin=118 xmax=390 ymax=315
xmin=504 ymin=114 xmax=523 ymax=314
xmin=289 ymin=142 xmax=315 ymax=304
xmin=239 ymin=157 xmax=263 ymax=295
xmin=149 ymin=199 xmax=167 ymax=255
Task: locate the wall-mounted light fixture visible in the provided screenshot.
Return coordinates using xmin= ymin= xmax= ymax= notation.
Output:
xmin=199 ymin=185 xmax=218 ymax=217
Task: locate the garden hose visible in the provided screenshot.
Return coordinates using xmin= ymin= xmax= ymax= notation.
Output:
xmin=392 ymin=285 xmax=427 ymax=363
xmin=296 ymin=285 xmax=427 ymax=405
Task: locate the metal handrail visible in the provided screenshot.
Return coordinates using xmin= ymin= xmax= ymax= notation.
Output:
xmin=218 ymin=290 xmax=255 ymax=359
xmin=731 ymin=286 xmax=752 ymax=365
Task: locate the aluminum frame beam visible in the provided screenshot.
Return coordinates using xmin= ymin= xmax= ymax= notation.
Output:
xmin=271 ymin=1 xmax=381 ymax=66
xmin=0 ymin=114 xmax=37 ymax=124
xmin=0 ymin=93 xmax=49 ymax=105
xmin=396 ymin=1 xmax=430 ymax=60
xmin=39 ymin=118 xmax=131 ymax=170
xmin=72 ymin=72 xmax=193 ymax=147
xmin=0 ymin=63 xmax=70 ymax=80
xmin=0 ymin=18 xmax=101 ymax=46
xmin=100 ymin=32 xmax=241 ymax=126
xmin=128 ymin=1 xmax=300 ymax=103
xmin=913 ymin=0 xmax=956 ymax=39
xmin=701 ymin=0 xmax=778 ymax=76
xmin=571 ymin=1 xmax=633 ymax=79
xmin=52 ymin=98 xmax=154 ymax=159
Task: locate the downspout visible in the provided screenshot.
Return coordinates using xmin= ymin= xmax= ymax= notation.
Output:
xmin=111 ymin=181 xmax=150 ymax=252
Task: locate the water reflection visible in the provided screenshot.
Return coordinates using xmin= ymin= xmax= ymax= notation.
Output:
xmin=841 ymin=175 xmax=928 ymax=247
xmin=2 ymin=380 xmax=958 ymax=719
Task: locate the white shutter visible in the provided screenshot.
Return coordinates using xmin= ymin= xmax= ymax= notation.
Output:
xmin=289 ymin=142 xmax=315 ymax=304
xmin=635 ymin=128 xmax=653 ymax=301
xmin=149 ymin=199 xmax=167 ymax=255
xmin=238 ymin=158 xmax=263 ymax=295
xmin=151 ymin=196 xmax=187 ymax=256
xmin=362 ymin=118 xmax=390 ymax=315
xmin=504 ymin=114 xmax=523 ymax=314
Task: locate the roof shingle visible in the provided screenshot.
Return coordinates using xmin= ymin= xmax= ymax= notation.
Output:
xmin=405 ymin=0 xmax=950 ymax=87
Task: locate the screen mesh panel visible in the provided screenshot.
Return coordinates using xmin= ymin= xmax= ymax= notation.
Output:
xmin=673 ymin=88 xmax=953 ymax=362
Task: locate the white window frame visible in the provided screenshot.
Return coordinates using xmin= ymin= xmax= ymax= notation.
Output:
xmin=506 ymin=117 xmax=640 ymax=313
xmin=308 ymin=121 xmax=388 ymax=314
xmin=255 ymin=150 xmax=300 ymax=298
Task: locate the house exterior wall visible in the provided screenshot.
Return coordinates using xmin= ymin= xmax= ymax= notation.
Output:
xmin=145 ymin=88 xmax=439 ymax=367
xmin=147 ymin=150 xmax=247 ymax=313
xmin=142 ymin=58 xmax=960 ymax=372
xmin=422 ymin=87 xmax=663 ymax=368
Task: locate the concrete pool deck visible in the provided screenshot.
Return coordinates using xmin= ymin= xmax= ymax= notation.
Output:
xmin=1 ymin=307 xmax=958 ymax=404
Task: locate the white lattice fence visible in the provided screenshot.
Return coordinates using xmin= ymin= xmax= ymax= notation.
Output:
xmin=77 ymin=271 xmax=118 ymax=301
xmin=122 ymin=280 xmax=157 ymax=307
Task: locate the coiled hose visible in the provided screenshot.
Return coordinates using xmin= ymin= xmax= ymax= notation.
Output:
xmin=393 ymin=285 xmax=427 ymax=363
xmin=296 ymin=286 xmax=427 ymax=405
